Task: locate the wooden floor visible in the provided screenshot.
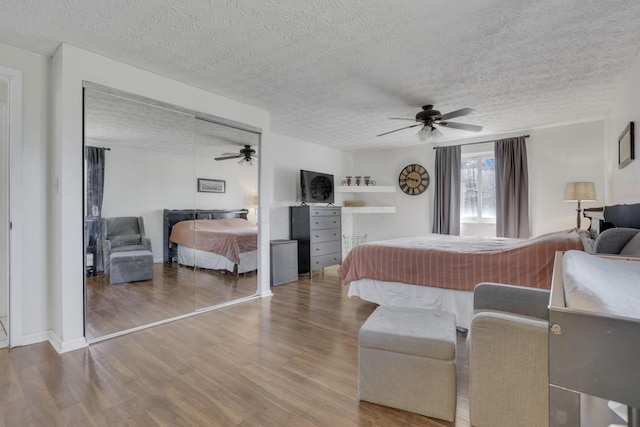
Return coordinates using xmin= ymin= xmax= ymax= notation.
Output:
xmin=1 ymin=267 xmax=471 ymax=427
xmin=85 ymin=263 xmax=258 ymax=339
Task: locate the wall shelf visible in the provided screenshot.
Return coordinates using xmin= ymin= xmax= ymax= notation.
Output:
xmin=338 ymin=185 xmax=396 ymax=214
xmin=336 ymin=185 xmax=395 ymax=193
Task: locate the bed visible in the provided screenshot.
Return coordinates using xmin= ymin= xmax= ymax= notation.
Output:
xmin=338 ymin=229 xmax=585 ymax=329
xmin=163 ymin=209 xmax=258 ymax=274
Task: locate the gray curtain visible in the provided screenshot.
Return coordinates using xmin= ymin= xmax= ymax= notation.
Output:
xmin=495 ymin=136 xmax=529 ymax=238
xmin=85 ymin=147 xmax=106 ymax=266
xmin=432 ymin=145 xmax=461 ymax=235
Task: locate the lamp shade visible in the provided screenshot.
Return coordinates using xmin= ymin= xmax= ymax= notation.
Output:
xmin=564 ymin=182 xmax=596 ymax=201
xmin=417 ymin=126 xmax=432 ymax=141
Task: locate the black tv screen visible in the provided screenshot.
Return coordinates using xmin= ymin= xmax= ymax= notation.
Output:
xmin=300 ymin=170 xmax=335 ymax=204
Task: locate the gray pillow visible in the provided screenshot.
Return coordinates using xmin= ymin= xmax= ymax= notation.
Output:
xmin=620 ymin=232 xmax=640 ymax=257
xmin=110 ymin=234 xmax=141 ymax=248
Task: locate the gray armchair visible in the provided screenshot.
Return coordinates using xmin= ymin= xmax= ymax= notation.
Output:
xmin=101 ymin=216 xmax=154 ymax=285
xmin=467 ymin=283 xmax=550 ymax=427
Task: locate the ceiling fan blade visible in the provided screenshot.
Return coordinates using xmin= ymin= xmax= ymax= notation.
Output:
xmin=437 ymin=121 xmax=483 ymax=132
xmin=376 ymin=123 xmax=422 ymax=137
xmin=389 ymin=117 xmax=419 ymax=121
xmin=438 ymin=108 xmax=476 ymax=121
xmin=215 ymin=154 xmax=242 ymax=161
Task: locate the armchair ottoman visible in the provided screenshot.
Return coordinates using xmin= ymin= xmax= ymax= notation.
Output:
xmin=358 ymin=306 xmax=457 ymax=421
xmin=110 ymin=250 xmax=154 ymax=285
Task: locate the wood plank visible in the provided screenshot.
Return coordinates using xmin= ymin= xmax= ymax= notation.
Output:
xmin=1 ymin=267 xmax=472 ymax=426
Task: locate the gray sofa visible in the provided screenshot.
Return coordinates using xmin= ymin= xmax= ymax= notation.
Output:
xmin=467 ymin=282 xmax=550 ymax=427
xmin=594 ymin=227 xmax=640 ymax=256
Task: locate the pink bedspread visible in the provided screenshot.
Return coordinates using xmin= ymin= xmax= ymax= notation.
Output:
xmin=170 ymin=218 xmax=257 ymax=264
xmin=338 ymin=230 xmax=584 ymax=291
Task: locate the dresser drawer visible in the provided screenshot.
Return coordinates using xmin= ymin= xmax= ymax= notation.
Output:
xmin=310 ymin=216 xmax=341 ymax=230
xmin=310 ymin=208 xmax=341 ymax=217
xmin=311 ymin=252 xmax=342 ymax=269
xmin=310 ymin=228 xmax=340 ymax=244
xmin=311 ymin=240 xmax=341 ymax=256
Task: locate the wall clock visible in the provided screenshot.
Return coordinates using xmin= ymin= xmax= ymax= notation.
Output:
xmin=399 ymin=164 xmax=430 ymax=195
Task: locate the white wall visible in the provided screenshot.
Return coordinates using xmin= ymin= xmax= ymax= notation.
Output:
xmin=350 ymin=144 xmax=435 ymax=243
xmin=51 ymin=44 xmax=271 ymax=352
xmin=528 ymin=121 xmax=605 ymax=235
xmin=351 ymin=122 xmax=605 ymax=240
xmin=265 ymin=132 xmax=352 ymax=240
xmin=0 ymin=43 xmax=50 ymax=345
xmin=605 ymin=47 xmax=640 ymax=204
xmin=99 ymin=145 xmax=258 ymax=263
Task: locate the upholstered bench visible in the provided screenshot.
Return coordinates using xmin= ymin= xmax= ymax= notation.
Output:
xmin=358 ymin=306 xmax=457 ymax=421
xmin=109 ymin=250 xmax=154 ymax=285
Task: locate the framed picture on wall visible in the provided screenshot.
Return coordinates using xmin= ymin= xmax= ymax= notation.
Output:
xmin=618 ymin=121 xmax=635 ymax=169
xmin=197 ymin=178 xmax=226 ymax=193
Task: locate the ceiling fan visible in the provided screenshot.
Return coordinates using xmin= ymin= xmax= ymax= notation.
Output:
xmin=377 ymin=105 xmax=483 ymax=140
xmin=215 ymin=145 xmax=258 ymax=165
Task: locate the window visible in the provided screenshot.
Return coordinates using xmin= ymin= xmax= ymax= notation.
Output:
xmin=461 ymin=153 xmax=496 ymax=223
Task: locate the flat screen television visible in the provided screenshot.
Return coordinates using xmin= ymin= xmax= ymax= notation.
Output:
xmin=300 ymin=170 xmax=335 ymax=204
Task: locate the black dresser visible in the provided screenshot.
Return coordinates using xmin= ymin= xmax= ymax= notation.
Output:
xmin=290 ymin=206 xmax=342 ymax=277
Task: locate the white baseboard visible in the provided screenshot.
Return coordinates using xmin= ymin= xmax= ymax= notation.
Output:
xmin=48 ymin=331 xmax=88 ymax=354
xmin=20 ymin=330 xmax=49 ymax=347
xmin=19 ymin=330 xmax=88 ymax=354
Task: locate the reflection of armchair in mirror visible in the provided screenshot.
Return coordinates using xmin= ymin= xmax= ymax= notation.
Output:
xmin=101 ymin=216 xmax=153 ymax=285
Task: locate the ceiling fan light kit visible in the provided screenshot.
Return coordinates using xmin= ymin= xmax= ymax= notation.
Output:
xmin=417 ymin=125 xmax=444 ymax=141
xmin=238 ymin=157 xmax=256 ymax=166
xmin=378 ymin=104 xmax=483 ymax=140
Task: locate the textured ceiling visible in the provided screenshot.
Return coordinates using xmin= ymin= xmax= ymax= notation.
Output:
xmin=84 ymin=88 xmax=259 ymax=157
xmin=2 ymin=1 xmax=640 ymax=151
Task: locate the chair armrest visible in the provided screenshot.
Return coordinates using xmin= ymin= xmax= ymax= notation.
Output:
xmin=594 ymin=228 xmax=639 ymax=254
xmin=141 ymin=236 xmax=152 ymax=252
xmin=473 ymin=282 xmax=550 ymax=321
xmin=468 ymin=312 xmax=549 ymax=427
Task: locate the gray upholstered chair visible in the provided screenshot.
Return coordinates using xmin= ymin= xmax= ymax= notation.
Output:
xmin=467 ymin=282 xmax=550 ymax=427
xmin=101 ymin=216 xmax=154 ymax=285
xmin=594 ymin=227 xmax=640 ymax=256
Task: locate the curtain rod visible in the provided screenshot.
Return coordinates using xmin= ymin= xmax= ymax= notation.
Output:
xmin=432 ymin=134 xmax=529 ymax=149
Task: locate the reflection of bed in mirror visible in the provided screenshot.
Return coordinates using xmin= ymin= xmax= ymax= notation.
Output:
xmin=163 ymin=209 xmax=257 ymax=274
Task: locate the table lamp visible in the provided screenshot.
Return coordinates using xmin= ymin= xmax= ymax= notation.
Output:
xmin=564 ymin=182 xmax=596 ymax=229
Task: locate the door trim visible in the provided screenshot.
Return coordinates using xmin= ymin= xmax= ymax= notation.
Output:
xmin=0 ymin=66 xmax=23 ymax=347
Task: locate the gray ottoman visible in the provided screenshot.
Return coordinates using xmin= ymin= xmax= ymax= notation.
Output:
xmin=358 ymin=306 xmax=457 ymax=421
xmin=110 ymin=250 xmax=154 ymax=285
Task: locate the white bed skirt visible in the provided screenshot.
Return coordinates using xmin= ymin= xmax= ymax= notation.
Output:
xmin=348 ymin=279 xmax=473 ymax=329
xmin=177 ymin=245 xmax=258 ymax=274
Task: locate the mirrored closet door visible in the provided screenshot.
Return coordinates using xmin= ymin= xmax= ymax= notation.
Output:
xmin=83 ymin=83 xmax=260 ymax=341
